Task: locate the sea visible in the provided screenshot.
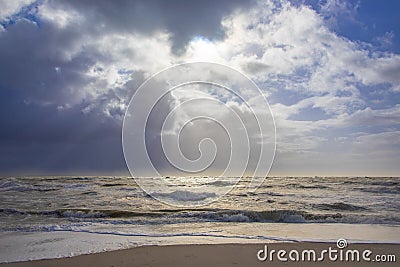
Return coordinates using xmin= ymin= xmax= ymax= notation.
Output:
xmin=0 ymin=176 xmax=399 ymax=262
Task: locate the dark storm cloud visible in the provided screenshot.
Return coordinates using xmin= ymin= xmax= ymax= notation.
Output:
xmin=1 ymin=0 xmax=258 ymax=108
xmin=0 ymin=15 xmax=117 ymax=173
xmin=0 ymin=87 xmax=126 ymax=174
xmin=0 ymin=18 xmax=125 ymax=174
xmin=0 ymin=18 xmax=94 ymax=104
xmin=55 ymin=0 xmax=255 ymax=53
xmin=0 ymin=0 xmax=257 ymax=174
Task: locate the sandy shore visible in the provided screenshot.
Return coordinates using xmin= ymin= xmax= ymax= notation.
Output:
xmin=1 ymin=242 xmax=398 ymax=267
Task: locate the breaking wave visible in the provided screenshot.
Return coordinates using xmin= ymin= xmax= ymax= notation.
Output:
xmin=153 ymin=190 xmax=218 ymax=202
xmin=313 ymin=202 xmax=368 ymax=211
xmin=2 ymin=207 xmax=399 ymax=225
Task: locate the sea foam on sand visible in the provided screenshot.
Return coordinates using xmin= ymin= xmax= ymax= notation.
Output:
xmin=0 ymin=223 xmax=398 ymax=263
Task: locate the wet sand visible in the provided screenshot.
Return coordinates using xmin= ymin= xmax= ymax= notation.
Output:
xmin=2 ymin=242 xmax=398 ymax=267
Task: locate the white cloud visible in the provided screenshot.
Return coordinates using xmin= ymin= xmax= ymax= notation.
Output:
xmin=318 ymin=104 xmax=400 ymax=128
xmin=352 ymin=131 xmax=400 ymax=155
xmin=0 ymin=0 xmax=35 ymax=21
xmin=319 ymin=0 xmax=360 ymax=29
xmin=38 ymin=1 xmax=84 ymax=29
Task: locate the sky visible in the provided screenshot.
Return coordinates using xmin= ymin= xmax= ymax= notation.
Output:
xmin=0 ymin=0 xmax=399 ymax=177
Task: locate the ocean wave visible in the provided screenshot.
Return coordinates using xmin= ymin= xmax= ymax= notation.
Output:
xmin=153 ymin=190 xmax=218 ymax=201
xmin=283 ymin=183 xmax=330 ymax=189
xmin=61 ymin=177 xmax=97 ymax=181
xmin=0 ymin=181 xmax=59 ymax=192
xmin=355 ymin=186 xmax=400 ymax=194
xmin=216 ymin=210 xmax=340 ymax=223
xmin=0 ymin=178 xmax=94 ymax=192
xmin=369 ymin=180 xmax=399 ymax=186
xmin=0 ymin=208 xmax=163 ymax=218
xmin=207 ymin=180 xmax=237 ymax=187
xmin=1 ymin=207 xmax=400 ymax=225
xmin=313 ymin=202 xmax=368 ymax=211
xmin=101 ymin=183 xmax=127 ymax=187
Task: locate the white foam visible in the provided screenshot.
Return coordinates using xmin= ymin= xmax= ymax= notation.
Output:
xmin=0 ymin=231 xmax=264 ymax=263
xmin=281 ymin=214 xmax=306 ymax=223
xmin=1 ymin=223 xmax=399 ymax=263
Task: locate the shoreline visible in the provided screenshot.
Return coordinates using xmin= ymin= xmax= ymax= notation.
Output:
xmin=1 ymin=223 xmax=399 ymax=264
xmin=2 ymin=242 xmax=398 ymax=267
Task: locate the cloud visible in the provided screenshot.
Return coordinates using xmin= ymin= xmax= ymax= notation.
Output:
xmin=319 ymin=0 xmax=360 ymax=30
xmin=0 ymin=0 xmax=36 ymax=22
xmin=44 ymin=0 xmax=256 ymax=54
xmin=0 ymin=0 xmax=399 ymax=175
xmin=352 ymin=131 xmax=400 ymax=156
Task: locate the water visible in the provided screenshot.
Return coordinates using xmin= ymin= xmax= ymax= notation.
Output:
xmin=1 ymin=176 xmax=399 ymax=228
xmin=0 ymin=176 xmax=399 ymax=262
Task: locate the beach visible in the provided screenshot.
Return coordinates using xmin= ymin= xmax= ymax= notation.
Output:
xmin=0 ymin=176 xmax=398 ymax=265
xmin=0 ymin=223 xmax=398 ymax=266
xmin=1 ymin=0 xmax=400 ymax=266
xmin=2 ymin=242 xmax=398 ymax=267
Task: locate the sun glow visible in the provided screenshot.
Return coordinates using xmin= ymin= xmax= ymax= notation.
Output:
xmin=188 ymin=37 xmax=219 ymax=61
